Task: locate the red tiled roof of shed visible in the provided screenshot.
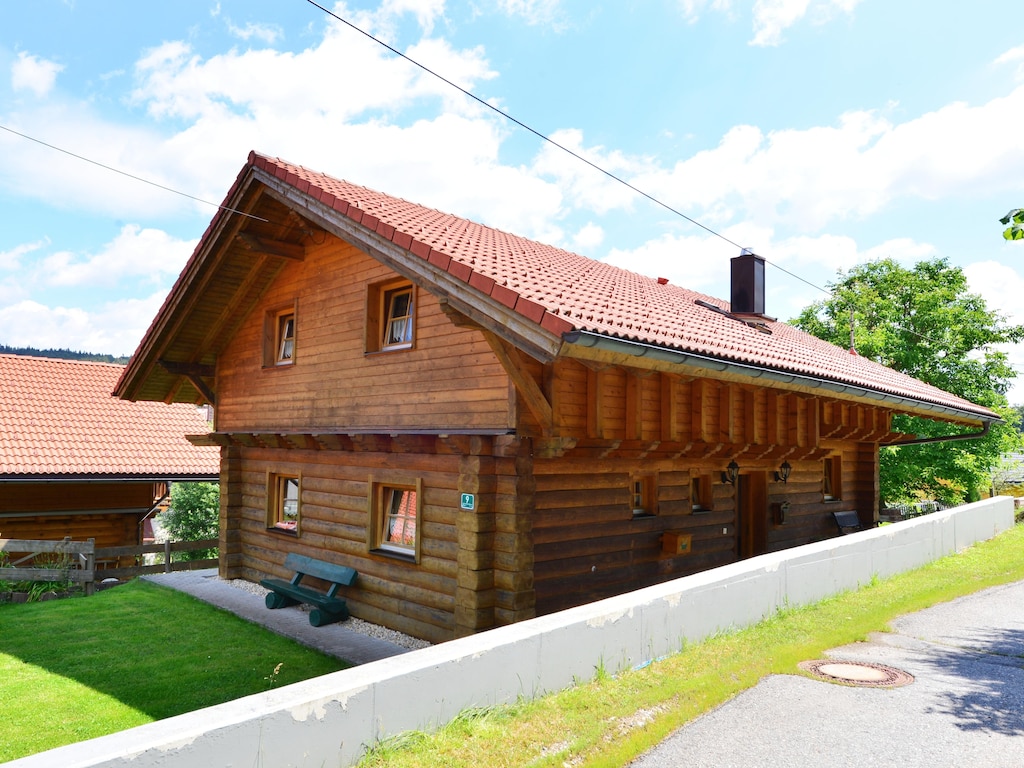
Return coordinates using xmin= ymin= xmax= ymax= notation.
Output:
xmin=248 ymin=153 xmax=995 ymax=422
xmin=1 ymin=355 xmax=220 ymax=478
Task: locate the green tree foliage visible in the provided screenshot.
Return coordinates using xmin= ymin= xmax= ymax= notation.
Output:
xmin=1001 ymin=208 xmax=1024 ymax=241
xmin=792 ymin=257 xmax=1024 ymax=504
xmin=162 ymin=482 xmax=220 ymax=561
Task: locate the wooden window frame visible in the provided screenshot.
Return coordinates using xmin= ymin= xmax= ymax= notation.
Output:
xmin=368 ymin=477 xmax=422 ymax=562
xmin=631 ymin=473 xmax=657 ymax=517
xmin=366 ymin=279 xmax=416 ymax=354
xmin=823 ymin=456 xmax=842 ymax=501
xmin=690 ymin=473 xmax=713 ymax=514
xmin=266 ymin=473 xmax=301 ymax=535
xmin=264 ymin=302 xmax=298 ymax=368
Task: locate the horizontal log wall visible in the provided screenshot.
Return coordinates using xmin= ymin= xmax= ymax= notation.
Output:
xmin=531 ymin=457 xmax=739 ymax=615
xmin=215 ymin=237 xmax=511 ymax=433
xmin=223 ymin=440 xmax=535 ymax=644
xmin=0 ymin=511 xmax=141 ymax=550
xmin=0 ymin=482 xmax=156 ymax=514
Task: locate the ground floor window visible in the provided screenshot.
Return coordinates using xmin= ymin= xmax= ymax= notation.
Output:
xmin=823 ymin=457 xmax=842 ymax=501
xmin=631 ymin=473 xmax=657 ymax=517
xmin=370 ymin=479 xmax=421 ymax=560
xmin=267 ymin=473 xmax=300 ymax=534
xmin=691 ymin=473 xmax=712 ymax=512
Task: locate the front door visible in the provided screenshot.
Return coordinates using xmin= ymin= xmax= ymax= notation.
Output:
xmin=737 ymin=472 xmax=768 ymax=560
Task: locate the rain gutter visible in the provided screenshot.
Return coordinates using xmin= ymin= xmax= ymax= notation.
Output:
xmin=562 ymin=329 xmax=998 ymax=430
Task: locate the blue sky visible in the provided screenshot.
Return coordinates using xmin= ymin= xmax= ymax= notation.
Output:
xmin=2 ymin=1 xmax=1023 ymax=396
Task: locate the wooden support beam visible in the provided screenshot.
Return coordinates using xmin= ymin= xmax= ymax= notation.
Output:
xmin=660 ymin=373 xmax=680 ymax=442
xmin=481 ymin=331 xmax=554 ymax=436
xmin=807 ymin=397 xmax=820 ymax=446
xmin=766 ymin=391 xmax=781 ymax=445
xmin=691 ymin=379 xmax=711 ymax=443
xmin=158 ymin=360 xmax=216 ymax=405
xmin=236 ymin=232 xmax=306 ymax=260
xmin=788 ymin=395 xmax=801 ymax=447
xmin=719 ymin=384 xmax=735 ymax=443
xmin=744 ymin=388 xmax=758 ymax=444
xmin=587 ymin=367 xmax=603 ymax=439
xmin=625 ymin=372 xmax=641 ymax=440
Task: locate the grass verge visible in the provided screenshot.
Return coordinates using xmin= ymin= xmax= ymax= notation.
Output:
xmin=359 ymin=523 xmax=1024 ymax=767
xmin=0 ymin=579 xmax=349 ymax=762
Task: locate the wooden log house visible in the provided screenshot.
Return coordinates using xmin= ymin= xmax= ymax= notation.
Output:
xmin=0 ymin=355 xmax=220 ymax=555
xmin=114 ymin=152 xmax=998 ymax=643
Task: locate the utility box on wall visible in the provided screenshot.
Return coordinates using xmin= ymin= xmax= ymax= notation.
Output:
xmin=661 ymin=531 xmax=693 ymax=556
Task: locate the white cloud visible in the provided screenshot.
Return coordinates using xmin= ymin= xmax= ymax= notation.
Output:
xmin=572 ymin=222 xmax=605 ymax=252
xmin=378 ymin=0 xmax=448 ymax=34
xmin=495 ymin=0 xmax=564 ymax=26
xmin=994 ymin=44 xmax=1024 ymax=81
xmin=0 ymin=238 xmax=49 ymax=272
xmin=41 ymin=225 xmax=196 ymax=288
xmin=226 ymin=21 xmax=284 ymax=45
xmin=11 ymin=52 xmax=64 ymax=97
xmin=623 ymin=86 xmax=1024 ymax=234
xmin=531 ymin=128 xmax=649 ymax=216
xmin=964 ymin=260 xmax=1024 ymax=404
xmin=751 ymin=0 xmax=861 ymax=46
xmin=0 ymin=293 xmax=168 ymax=356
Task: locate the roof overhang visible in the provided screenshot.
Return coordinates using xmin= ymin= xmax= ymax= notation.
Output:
xmin=562 ymin=329 xmax=998 ymax=428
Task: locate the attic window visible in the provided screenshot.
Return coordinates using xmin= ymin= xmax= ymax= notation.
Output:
xmin=366 ymin=280 xmax=416 ymax=353
xmin=264 ymin=303 xmax=297 ymax=368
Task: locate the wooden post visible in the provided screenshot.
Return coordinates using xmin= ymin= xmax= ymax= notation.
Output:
xmin=164 ymin=540 xmax=172 ymax=573
xmin=84 ymin=538 xmax=96 ymax=597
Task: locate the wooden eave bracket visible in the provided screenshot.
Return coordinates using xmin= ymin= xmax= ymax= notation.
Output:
xmin=158 ymin=360 xmax=216 ymax=406
xmin=480 ymin=330 xmax=555 ymax=436
xmin=235 ymin=232 xmax=306 ymax=261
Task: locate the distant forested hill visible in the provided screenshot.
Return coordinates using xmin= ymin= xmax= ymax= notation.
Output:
xmin=0 ymin=345 xmax=131 ymax=364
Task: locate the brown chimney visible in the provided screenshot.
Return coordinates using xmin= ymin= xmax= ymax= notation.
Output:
xmin=730 ymin=249 xmax=765 ymax=316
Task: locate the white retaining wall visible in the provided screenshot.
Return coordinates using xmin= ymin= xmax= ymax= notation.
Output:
xmin=10 ymin=497 xmax=1014 ymax=768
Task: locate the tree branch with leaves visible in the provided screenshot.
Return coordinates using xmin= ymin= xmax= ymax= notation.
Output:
xmin=1001 ymin=209 xmax=1024 ymax=241
xmin=793 ymin=257 xmax=1023 ymax=504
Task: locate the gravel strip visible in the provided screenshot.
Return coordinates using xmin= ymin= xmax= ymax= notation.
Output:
xmin=226 ymin=577 xmax=431 ymax=651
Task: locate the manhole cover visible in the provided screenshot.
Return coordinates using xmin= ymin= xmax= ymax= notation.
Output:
xmin=798 ymin=659 xmax=914 ymax=688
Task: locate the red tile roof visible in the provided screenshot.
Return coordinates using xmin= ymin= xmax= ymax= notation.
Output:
xmin=1 ymin=355 xmax=220 ymax=478
xmin=247 ymin=152 xmax=995 ymax=422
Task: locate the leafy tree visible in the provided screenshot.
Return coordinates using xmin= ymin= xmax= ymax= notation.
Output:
xmin=793 ymin=257 xmax=1024 ymax=505
xmin=162 ymin=482 xmax=220 ymax=561
xmin=1001 ymin=208 xmax=1024 ymax=241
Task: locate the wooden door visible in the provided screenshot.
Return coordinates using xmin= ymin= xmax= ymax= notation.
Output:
xmin=737 ymin=472 xmax=768 ymax=559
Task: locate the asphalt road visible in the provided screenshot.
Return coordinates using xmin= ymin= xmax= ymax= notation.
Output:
xmin=629 ymin=581 xmax=1024 ymax=768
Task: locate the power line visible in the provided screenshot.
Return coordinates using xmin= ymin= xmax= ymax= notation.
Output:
xmin=301 ymin=1 xmax=833 ymax=298
xmin=0 ymin=123 xmax=268 ymax=223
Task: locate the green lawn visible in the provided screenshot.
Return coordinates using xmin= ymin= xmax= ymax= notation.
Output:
xmin=0 ymin=580 xmax=349 ymax=763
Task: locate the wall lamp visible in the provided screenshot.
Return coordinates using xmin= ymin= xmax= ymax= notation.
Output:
xmin=774 ymin=460 xmax=792 ymax=484
xmin=721 ymin=460 xmax=739 ymax=485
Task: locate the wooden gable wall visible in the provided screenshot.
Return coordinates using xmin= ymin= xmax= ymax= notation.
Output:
xmin=214 ymin=235 xmax=513 ymax=433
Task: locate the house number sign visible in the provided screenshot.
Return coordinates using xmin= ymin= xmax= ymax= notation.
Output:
xmin=460 ymin=493 xmax=475 ymax=510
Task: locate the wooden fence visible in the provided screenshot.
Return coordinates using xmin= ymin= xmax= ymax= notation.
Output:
xmin=0 ymin=537 xmax=218 ymax=597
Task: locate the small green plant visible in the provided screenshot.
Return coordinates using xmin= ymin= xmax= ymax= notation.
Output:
xmin=265 ymin=662 xmax=284 ymax=689
xmin=0 ymin=550 xmax=13 ymax=592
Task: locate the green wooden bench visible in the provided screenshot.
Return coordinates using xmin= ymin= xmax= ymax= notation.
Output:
xmin=260 ymin=553 xmax=357 ymax=627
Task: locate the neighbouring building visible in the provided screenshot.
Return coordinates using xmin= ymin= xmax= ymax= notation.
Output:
xmin=1 ymin=355 xmax=219 ymax=558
